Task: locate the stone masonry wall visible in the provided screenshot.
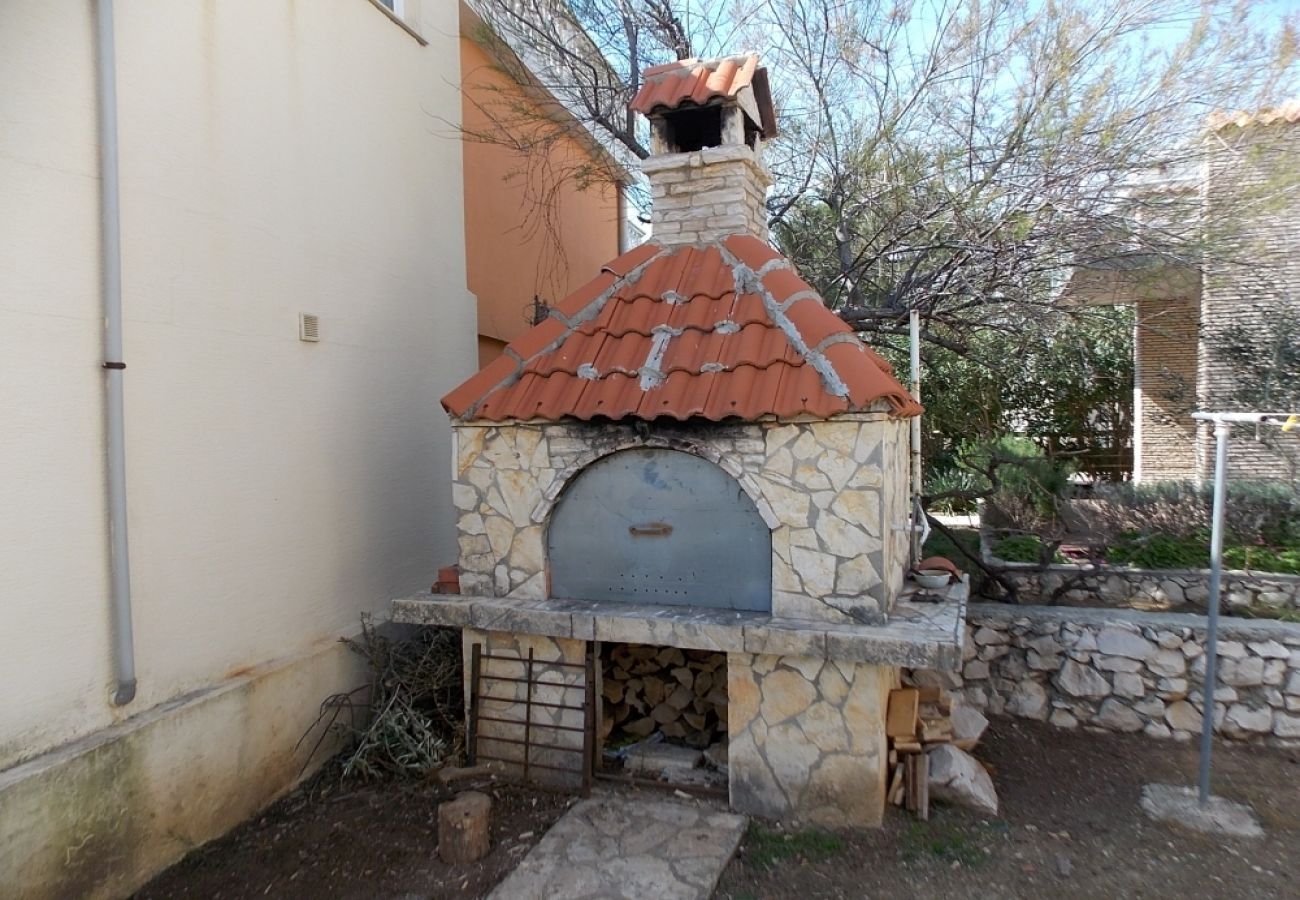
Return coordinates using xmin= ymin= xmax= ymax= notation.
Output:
xmin=1134 ymin=295 xmax=1200 ymax=482
xmin=923 ymin=604 xmax=1300 ymax=744
xmin=1198 ymin=122 xmax=1300 ymax=483
xmin=729 ymin=651 xmax=895 ymax=827
xmin=992 ymin=560 xmax=1300 ymax=613
xmin=452 ymin=415 xmax=910 ymax=625
xmin=643 ymin=144 xmax=772 ymax=246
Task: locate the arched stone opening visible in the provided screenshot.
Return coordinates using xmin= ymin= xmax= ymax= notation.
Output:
xmin=546 ymin=447 xmax=772 ymax=612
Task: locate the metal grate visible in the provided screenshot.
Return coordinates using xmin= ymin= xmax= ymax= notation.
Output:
xmin=467 ymin=643 xmax=594 ymax=790
xmin=298 ymin=312 xmax=320 ymax=342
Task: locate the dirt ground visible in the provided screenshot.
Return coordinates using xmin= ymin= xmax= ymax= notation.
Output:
xmin=132 ymin=768 xmax=575 ymax=900
xmin=135 ymin=721 xmax=1300 ymax=899
xmin=718 ymin=720 xmax=1300 ymax=900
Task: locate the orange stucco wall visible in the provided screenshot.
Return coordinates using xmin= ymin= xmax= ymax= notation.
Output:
xmin=461 ymin=36 xmax=622 ymax=367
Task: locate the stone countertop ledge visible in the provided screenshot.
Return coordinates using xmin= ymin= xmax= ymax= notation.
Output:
xmin=391 ymin=578 xmax=968 ymax=671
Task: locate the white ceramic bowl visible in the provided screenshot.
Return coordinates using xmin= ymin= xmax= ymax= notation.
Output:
xmin=913 ymin=569 xmax=951 ymax=589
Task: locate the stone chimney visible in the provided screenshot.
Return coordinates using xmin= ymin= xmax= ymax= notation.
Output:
xmin=630 ymin=55 xmax=777 ymax=246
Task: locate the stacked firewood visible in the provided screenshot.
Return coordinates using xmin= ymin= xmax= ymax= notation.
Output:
xmin=600 ymin=645 xmax=727 ymax=748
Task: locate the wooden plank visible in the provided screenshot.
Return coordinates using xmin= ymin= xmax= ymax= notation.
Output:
xmin=887 ymin=688 xmax=920 ymax=740
xmin=917 ymin=686 xmax=943 ymax=704
xmin=903 ymin=754 xmax=917 ymax=812
xmin=888 ymin=762 xmax=906 ymax=806
xmin=919 ymin=720 xmax=952 ymax=743
xmin=916 ymin=752 xmax=930 ymax=821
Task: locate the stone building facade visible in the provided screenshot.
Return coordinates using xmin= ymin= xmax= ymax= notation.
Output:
xmin=1063 ymin=106 xmax=1300 ymax=483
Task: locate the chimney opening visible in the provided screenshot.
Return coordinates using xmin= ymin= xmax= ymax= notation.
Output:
xmin=658 ymin=105 xmax=724 ymax=153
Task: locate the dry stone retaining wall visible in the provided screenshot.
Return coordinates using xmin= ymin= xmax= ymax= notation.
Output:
xmin=920 ymin=604 xmax=1300 ymax=744
xmin=992 ymin=561 xmax=1300 ymax=613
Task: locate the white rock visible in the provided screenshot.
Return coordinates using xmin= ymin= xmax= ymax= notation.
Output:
xmin=963 ymin=686 xmax=989 ymax=709
xmin=1215 ymin=640 xmax=1246 ymax=659
xmin=1225 ymin=704 xmax=1273 ymax=733
xmin=1148 ymin=649 xmax=1187 ymax=678
xmin=1007 ymin=680 xmax=1050 ymax=720
xmin=1263 ymin=660 xmax=1287 ymax=686
xmin=1027 ymin=634 xmax=1065 ymax=656
xmin=1097 ymin=627 xmax=1156 ymax=660
xmin=1133 ymin=696 xmax=1166 ymax=719
xmin=1157 ymin=677 xmax=1189 ymax=700
xmin=1165 ymin=700 xmax=1202 ymax=732
xmin=1094 ymin=699 xmax=1144 ymax=732
xmin=1095 ymin=656 xmax=1143 ymax=674
xmin=1274 ymin=713 xmax=1300 ymax=739
xmin=973 ymin=627 xmax=1009 ymax=646
xmin=1249 ymin=640 xmax=1290 ymax=659
xmin=1027 ymin=650 xmax=1062 ymax=671
xmin=1156 ymin=631 xmax=1184 ymax=650
xmin=963 ymin=659 xmax=991 ymax=680
xmin=927 ymin=745 xmax=999 ymax=816
xmin=1144 ymin=722 xmax=1172 ymax=739
xmin=1055 ymin=661 xmax=1111 ymax=699
xmin=1220 ymin=657 xmax=1265 ymax=688
xmin=1049 ymin=709 xmax=1079 ymax=729
xmin=1113 ymin=673 xmax=1146 ymax=699
xmin=912 ymin=668 xmax=964 ymax=690
xmin=1285 ymin=672 xmax=1300 ymax=696
xmin=950 ymin=702 xmax=990 ymax=749
xmin=1074 ymin=631 xmax=1099 ymax=652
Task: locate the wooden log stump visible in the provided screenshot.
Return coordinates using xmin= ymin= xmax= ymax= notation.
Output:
xmin=438 ymin=791 xmax=491 ymax=864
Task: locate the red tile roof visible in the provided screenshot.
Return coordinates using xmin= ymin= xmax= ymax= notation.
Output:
xmin=1210 ymin=99 xmax=1300 ymax=130
xmin=630 ymin=55 xmax=777 ymax=137
xmin=442 ymin=236 xmax=922 ymax=423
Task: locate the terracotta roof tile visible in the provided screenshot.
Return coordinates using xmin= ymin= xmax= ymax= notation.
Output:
xmin=442 ymin=239 xmax=923 ymax=423
xmin=1210 ymin=99 xmax=1300 ymax=130
xmin=631 ymin=55 xmax=759 ymax=115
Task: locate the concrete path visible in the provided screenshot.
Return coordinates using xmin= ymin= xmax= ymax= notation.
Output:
xmin=489 ymin=793 xmax=746 ymax=900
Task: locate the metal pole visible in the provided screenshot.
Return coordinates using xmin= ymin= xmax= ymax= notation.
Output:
xmin=1198 ymin=419 xmax=1230 ymax=806
xmin=909 ymin=309 xmax=922 ymax=563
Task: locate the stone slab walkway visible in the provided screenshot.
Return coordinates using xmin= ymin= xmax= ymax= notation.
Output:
xmin=488 ymin=794 xmax=746 ymax=900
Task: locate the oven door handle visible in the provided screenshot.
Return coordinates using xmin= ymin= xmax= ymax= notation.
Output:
xmin=628 ymin=522 xmax=673 ymax=537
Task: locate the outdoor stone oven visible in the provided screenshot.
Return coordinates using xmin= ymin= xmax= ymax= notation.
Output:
xmin=394 ymin=54 xmax=966 ymax=827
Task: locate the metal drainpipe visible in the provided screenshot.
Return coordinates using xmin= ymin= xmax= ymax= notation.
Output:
xmin=909 ymin=309 xmax=923 ymax=564
xmin=96 ymin=0 xmax=136 ymax=707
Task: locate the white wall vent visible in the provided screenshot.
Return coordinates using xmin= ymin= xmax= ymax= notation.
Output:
xmin=298 ymin=313 xmax=320 ymax=342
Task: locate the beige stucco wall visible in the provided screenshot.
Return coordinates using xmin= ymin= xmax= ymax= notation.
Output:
xmin=0 ymin=0 xmax=475 ymax=776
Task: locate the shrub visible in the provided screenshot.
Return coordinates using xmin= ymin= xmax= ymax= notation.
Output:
xmin=956 ymin=435 xmax=1074 ymax=528
xmin=1107 ymin=532 xmax=1209 ymax=569
xmin=1106 ymin=532 xmax=1300 ymax=574
xmin=1084 ymin=479 xmax=1300 ymax=549
xmin=992 ymin=534 xmax=1063 ymax=564
xmin=924 ymin=465 xmax=981 ymax=514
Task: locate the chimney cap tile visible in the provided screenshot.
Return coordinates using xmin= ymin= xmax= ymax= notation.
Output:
xmin=632 ymin=54 xmax=777 ymax=138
